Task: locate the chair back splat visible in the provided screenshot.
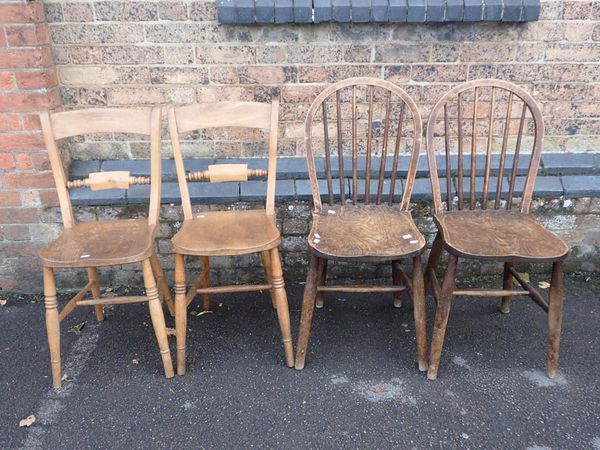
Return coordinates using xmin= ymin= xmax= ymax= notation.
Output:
xmin=304 ymin=77 xmax=422 ymax=211
xmin=426 ymin=79 xmax=544 ymax=214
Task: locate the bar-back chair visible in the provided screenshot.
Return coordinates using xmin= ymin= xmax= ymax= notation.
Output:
xmin=425 ymin=79 xmax=569 ymax=380
xmin=294 ymin=77 xmax=428 ymax=371
xmin=167 ymin=100 xmax=294 ymax=375
xmin=38 ymin=107 xmax=174 ymax=388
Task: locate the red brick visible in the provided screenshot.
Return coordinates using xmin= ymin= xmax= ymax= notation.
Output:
xmin=0 ymin=132 xmax=45 ymax=150
xmin=0 ymin=30 xmax=6 ymax=47
xmin=4 ymin=171 xmax=54 ymax=189
xmin=15 ymin=70 xmax=57 ymax=89
xmin=0 ymin=191 xmax=21 ymax=207
xmin=30 ymin=153 xmax=50 ymax=170
xmin=0 ymin=4 xmax=45 ymax=24
xmin=1 ymin=224 xmax=30 ymax=241
xmin=14 ymin=153 xmax=32 ymax=170
xmin=0 ymin=72 xmax=15 ymax=90
xmin=0 ymin=207 xmax=38 ymax=224
xmin=6 ymin=113 xmax=21 ymax=130
xmin=0 ymin=153 xmax=15 ymax=169
xmin=0 ymin=48 xmax=52 ymax=69
xmin=38 ymin=189 xmax=58 ymax=207
xmin=0 ymin=241 xmax=38 ymax=257
xmin=21 ymin=113 xmax=41 ymax=130
xmin=0 ymin=88 xmax=60 ymax=111
xmin=5 ymin=24 xmax=50 ymax=46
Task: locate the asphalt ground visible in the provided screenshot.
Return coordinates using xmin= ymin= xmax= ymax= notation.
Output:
xmin=1 ymin=273 xmax=599 ymax=449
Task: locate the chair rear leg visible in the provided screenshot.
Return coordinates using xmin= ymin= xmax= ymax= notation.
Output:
xmin=150 ymin=252 xmax=174 ymax=317
xmin=260 ymin=250 xmax=277 ymax=309
xmin=142 ymin=258 xmax=174 ymax=379
xmin=427 ymin=254 xmax=458 ymax=380
xmin=547 ymin=261 xmax=564 ymax=379
xmin=315 ymin=259 xmax=328 ymax=309
xmin=201 ymin=256 xmax=210 ymax=311
xmin=295 ymin=255 xmax=323 ymax=370
xmin=392 ymin=260 xmax=404 ymax=308
xmin=86 ymin=267 xmax=104 ymax=321
xmin=174 ymin=253 xmax=187 ymax=376
xmin=501 ymin=262 xmax=514 ymax=314
xmin=425 ymin=232 xmax=443 ymax=298
xmin=268 ymin=247 xmax=294 ymax=367
xmin=412 ymin=255 xmax=428 ymax=372
xmin=43 ymin=266 xmax=62 ymax=388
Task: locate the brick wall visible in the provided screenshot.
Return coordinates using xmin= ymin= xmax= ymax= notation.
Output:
xmin=0 ymin=1 xmax=60 ymax=290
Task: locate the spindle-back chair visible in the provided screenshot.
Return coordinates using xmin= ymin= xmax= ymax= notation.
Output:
xmin=167 ymin=100 xmax=293 ymax=375
xmin=295 ymin=78 xmax=428 ymax=372
xmin=38 ymin=107 xmax=174 ymax=388
xmin=425 ymin=79 xmax=569 ymax=380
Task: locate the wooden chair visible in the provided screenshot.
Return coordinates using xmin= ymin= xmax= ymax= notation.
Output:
xmin=167 ymin=100 xmax=294 ymax=376
xmin=38 ymin=107 xmax=175 ymax=388
xmin=424 ymin=79 xmax=569 ymax=380
xmin=294 ymin=77 xmax=428 ymax=372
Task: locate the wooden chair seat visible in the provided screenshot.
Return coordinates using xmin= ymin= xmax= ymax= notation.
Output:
xmin=435 ymin=210 xmax=569 ymax=263
xmin=171 ymin=210 xmax=280 ymax=256
xmin=38 ymin=219 xmax=156 ymax=268
xmin=308 ymin=205 xmax=425 ymax=262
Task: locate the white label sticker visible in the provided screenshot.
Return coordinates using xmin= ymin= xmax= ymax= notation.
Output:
xmin=402 ymin=234 xmax=412 ymax=240
xmin=80 ymin=254 xmax=90 ymax=259
xmin=409 ymin=240 xmax=419 ymax=244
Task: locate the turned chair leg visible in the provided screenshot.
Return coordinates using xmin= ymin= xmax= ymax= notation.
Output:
xmin=500 ymin=262 xmax=514 ymax=314
xmin=260 ymin=250 xmax=277 ymax=309
xmin=315 ymin=259 xmax=328 ymax=309
xmin=150 ymin=252 xmax=174 ymax=317
xmin=547 ymin=260 xmax=565 ymax=379
xmin=174 ymin=253 xmax=187 ymax=376
xmin=141 ymin=258 xmax=174 ymax=379
xmin=43 ymin=266 xmax=62 ymax=388
xmin=427 ymin=254 xmax=458 ymax=380
xmin=295 ymin=255 xmax=323 ymax=370
xmin=86 ymin=267 xmax=104 ymax=321
xmin=392 ymin=260 xmax=404 ymax=308
xmin=412 ymin=255 xmax=428 ymax=372
xmin=425 ymin=232 xmax=444 ymax=300
xmin=201 ymin=256 xmax=210 ymax=311
xmin=268 ymin=247 xmax=294 ymax=367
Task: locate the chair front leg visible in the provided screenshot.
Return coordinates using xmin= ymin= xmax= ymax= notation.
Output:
xmin=425 ymin=232 xmax=443 ymax=298
xmin=142 ymin=258 xmax=174 ymax=379
xmin=260 ymin=250 xmax=277 ymax=309
xmin=427 ymin=254 xmax=458 ymax=380
xmin=268 ymin=247 xmax=294 ymax=367
xmin=411 ymin=255 xmax=428 ymax=372
xmin=500 ymin=262 xmax=514 ymax=314
xmin=295 ymin=255 xmax=323 ymax=370
xmin=315 ymin=259 xmax=328 ymax=309
xmin=392 ymin=260 xmax=404 ymax=308
xmin=174 ymin=253 xmax=187 ymax=376
xmin=201 ymin=256 xmax=210 ymax=311
xmin=150 ymin=252 xmax=174 ymax=317
xmin=86 ymin=267 xmax=104 ymax=321
xmin=43 ymin=266 xmax=62 ymax=388
xmin=547 ymin=260 xmax=565 ymax=379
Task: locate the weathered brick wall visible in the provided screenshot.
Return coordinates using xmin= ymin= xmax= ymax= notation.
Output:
xmin=0 ymin=1 xmax=61 ymax=290
xmin=44 ymin=0 xmax=600 ymax=159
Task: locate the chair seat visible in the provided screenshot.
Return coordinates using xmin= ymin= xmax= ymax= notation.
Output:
xmin=308 ymin=205 xmax=425 ymax=262
xmin=171 ymin=209 xmax=280 ymax=256
xmin=435 ymin=210 xmax=569 ymax=262
xmin=38 ymin=220 xmax=156 ymax=268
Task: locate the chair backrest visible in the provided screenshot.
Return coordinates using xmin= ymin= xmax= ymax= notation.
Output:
xmin=304 ymin=77 xmax=422 ymax=211
xmin=426 ymin=79 xmax=544 ymax=215
xmin=40 ymin=107 xmax=162 ymax=229
xmin=167 ymin=101 xmax=279 ymax=220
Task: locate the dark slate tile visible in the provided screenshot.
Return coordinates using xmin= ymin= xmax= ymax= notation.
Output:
xmin=217 ymin=0 xmax=237 ymax=23
xmin=275 ymin=0 xmax=293 ymax=23
xmin=102 ymin=159 xmax=150 ymax=176
xmin=332 ymin=0 xmax=351 ymax=22
xmin=296 ymin=178 xmax=347 ymax=201
xmin=562 ymin=176 xmax=600 ymax=198
xmin=215 ymin=157 xmax=268 ymax=170
xmin=483 ymin=0 xmax=503 ymax=20
xmin=541 ymin=153 xmax=597 ymax=175
xmin=294 ymin=0 xmax=312 ymax=22
xmin=188 ymin=182 xmax=240 ymax=203
xmin=463 ymin=0 xmax=483 ymax=21
xmin=276 ymin=157 xmax=310 ymax=179
xmin=431 ymin=154 xmax=534 ymax=177
xmin=235 ymin=0 xmax=255 ymax=23
xmin=352 ymin=178 xmax=405 ymax=203
xmin=255 ymin=0 xmax=275 ymax=23
xmin=70 ymin=188 xmax=127 ymax=206
xmin=371 ymin=0 xmax=389 ymax=21
xmin=69 ymin=160 xmax=101 ymax=179
xmin=426 ymin=0 xmax=445 ymax=22
xmin=241 ymin=179 xmax=295 ymax=201
xmin=127 ymin=184 xmax=183 ymax=204
xmin=502 ymin=0 xmax=522 ymax=21
xmin=185 ymin=158 xmax=214 ymax=173
xmin=388 ymin=0 xmax=408 ymax=21
xmin=406 ymin=0 xmax=426 ymax=22
xmin=411 ymin=178 xmax=450 ymax=201
xmin=352 ymin=0 xmax=371 ymax=22
xmin=512 ymin=176 xmax=563 ymax=197
xmin=314 ymin=0 xmax=332 ymax=22
xmin=445 ymin=0 xmax=464 ymax=21
xmin=522 ymin=0 xmax=540 ymax=21
xmin=460 ymin=176 xmax=509 ymax=200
